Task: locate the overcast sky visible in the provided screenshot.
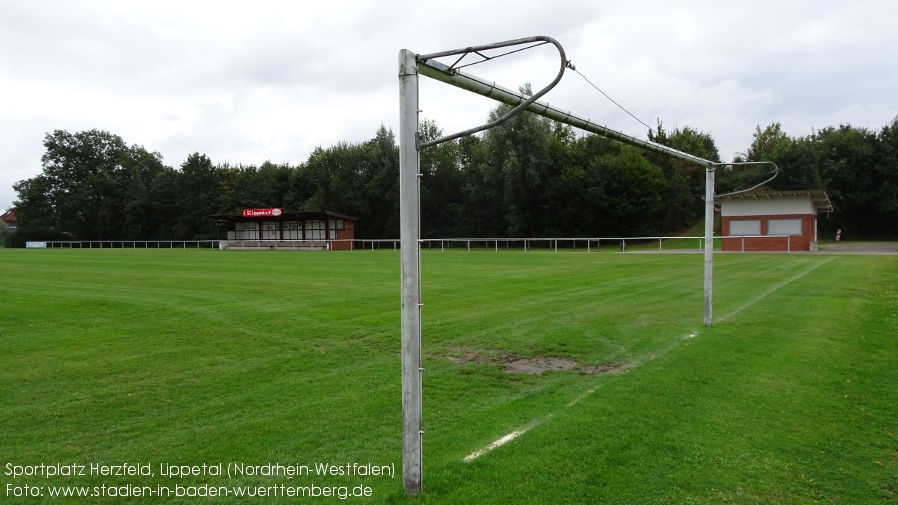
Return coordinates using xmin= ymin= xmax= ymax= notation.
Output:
xmin=2 ymin=0 xmax=896 ymax=211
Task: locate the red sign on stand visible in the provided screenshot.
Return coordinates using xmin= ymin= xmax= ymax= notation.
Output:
xmin=242 ymin=208 xmax=282 ymax=218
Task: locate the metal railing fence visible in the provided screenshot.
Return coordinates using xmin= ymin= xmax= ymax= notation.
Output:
xmin=30 ymin=235 xmax=797 ymax=253
xmin=36 ymin=240 xmax=219 ymax=249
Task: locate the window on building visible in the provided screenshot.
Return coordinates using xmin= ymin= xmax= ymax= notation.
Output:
xmin=262 ymin=221 xmax=279 ymax=240
xmin=237 ymin=222 xmax=259 ymax=240
xmin=767 ymin=218 xmax=802 ymax=236
xmin=729 ymin=219 xmax=761 ymax=236
xmin=328 ymin=219 xmax=346 ymax=239
xmin=306 ymin=220 xmax=325 ymax=240
xmin=283 ymin=221 xmax=302 ymax=240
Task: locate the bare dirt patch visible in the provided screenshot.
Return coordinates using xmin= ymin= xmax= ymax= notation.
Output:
xmin=436 ymin=346 xmax=625 ymax=376
xmin=504 ymin=357 xmax=578 ymax=375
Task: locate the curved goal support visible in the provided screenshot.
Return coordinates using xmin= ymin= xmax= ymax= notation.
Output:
xmin=417 ymin=36 xmax=568 ymax=148
xmin=716 ymin=161 xmax=781 ymax=199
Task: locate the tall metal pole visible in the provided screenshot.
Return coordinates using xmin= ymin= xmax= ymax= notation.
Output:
xmin=398 ymin=49 xmax=423 ymax=495
xmin=703 ymin=166 xmax=715 ymax=326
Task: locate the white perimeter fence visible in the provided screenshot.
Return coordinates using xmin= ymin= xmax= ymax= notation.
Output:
xmin=404 ymin=237 xmax=707 ymax=252
xmin=32 ymin=240 xmax=220 ymax=249
xmin=31 ymin=236 xmax=701 ymax=252
xmin=29 ymin=235 xmax=800 ymax=253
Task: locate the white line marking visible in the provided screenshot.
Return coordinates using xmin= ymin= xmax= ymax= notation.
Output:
xmin=717 ymin=257 xmax=836 ymax=323
xmin=463 ymin=428 xmax=531 ymax=462
xmin=566 ymin=388 xmax=596 ymax=407
xmin=464 ymin=257 xmax=836 ymax=463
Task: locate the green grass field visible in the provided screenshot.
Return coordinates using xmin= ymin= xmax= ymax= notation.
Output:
xmin=1 ymin=249 xmax=896 ymax=503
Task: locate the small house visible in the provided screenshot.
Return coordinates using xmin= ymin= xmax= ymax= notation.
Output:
xmin=718 ymin=190 xmax=833 ymax=252
xmin=1 ymin=209 xmax=17 ymax=232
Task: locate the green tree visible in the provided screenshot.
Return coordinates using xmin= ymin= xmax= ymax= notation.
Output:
xmin=456 ymin=134 xmax=503 ymax=236
xmin=767 ymin=136 xmax=822 ymax=190
xmin=745 ymin=122 xmax=790 ymax=162
xmin=173 ymin=153 xmax=222 ymax=239
xmin=363 ymin=125 xmax=400 ymax=238
xmin=11 ymin=175 xmax=60 ymax=241
xmin=719 ymin=123 xmax=786 ymax=195
xmin=873 ymin=118 xmax=898 ymax=236
xmin=15 ymin=129 xmax=168 ymax=240
xmin=732 ymin=123 xmax=822 ymax=192
xmin=647 ymin=122 xmax=719 ymax=232
xmin=592 ymin=147 xmax=667 ymax=236
xmin=475 ymin=84 xmax=555 ymax=237
xmin=543 ymin=133 xmax=620 ymax=236
xmin=252 ymin=161 xmax=292 ymax=208
xmin=146 ymin=166 xmax=180 ymax=239
xmin=300 ymin=137 xmax=379 ymax=238
xmin=816 ymin=124 xmax=878 ymax=237
xmin=419 ymin=119 xmax=464 ymax=237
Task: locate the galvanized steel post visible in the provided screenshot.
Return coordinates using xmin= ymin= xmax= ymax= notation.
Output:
xmin=703 ymin=166 xmax=715 ymax=326
xmin=398 ymin=49 xmax=423 ymax=495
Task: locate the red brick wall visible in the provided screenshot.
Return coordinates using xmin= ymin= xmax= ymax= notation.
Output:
xmin=722 ymin=214 xmax=815 ymax=251
xmin=332 ymin=221 xmax=355 ymax=250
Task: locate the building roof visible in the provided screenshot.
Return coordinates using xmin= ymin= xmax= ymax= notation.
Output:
xmin=0 ymin=209 xmax=16 ymax=223
xmin=716 ymin=190 xmax=833 ymax=213
xmin=210 ymin=210 xmax=358 ymax=223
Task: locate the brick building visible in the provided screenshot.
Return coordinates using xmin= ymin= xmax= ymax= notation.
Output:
xmin=212 ymin=209 xmax=357 ymax=250
xmin=718 ymin=190 xmax=833 ymax=252
xmin=1 ymin=209 xmax=16 ymax=232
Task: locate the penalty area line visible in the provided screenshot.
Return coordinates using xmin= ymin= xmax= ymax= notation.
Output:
xmin=461 ymin=259 xmax=838 ymax=463
xmin=717 ymin=256 xmax=836 ymax=323
xmin=463 ymin=419 xmax=546 ymax=463
xmin=462 ymin=328 xmax=702 ymax=463
xmin=462 ymin=430 xmax=528 ymax=462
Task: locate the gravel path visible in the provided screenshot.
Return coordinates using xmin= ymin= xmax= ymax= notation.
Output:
xmin=818 ymin=242 xmax=898 ymax=254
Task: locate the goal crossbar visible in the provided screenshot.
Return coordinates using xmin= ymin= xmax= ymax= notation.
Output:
xmin=417 ymin=57 xmax=717 ymax=168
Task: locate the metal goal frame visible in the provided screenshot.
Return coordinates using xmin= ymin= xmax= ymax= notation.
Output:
xmin=398 ymin=35 xmax=776 ymax=495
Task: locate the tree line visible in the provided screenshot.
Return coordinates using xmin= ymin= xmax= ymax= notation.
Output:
xmin=10 ymin=98 xmax=898 ymax=244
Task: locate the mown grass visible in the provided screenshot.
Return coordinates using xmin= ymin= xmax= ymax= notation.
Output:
xmin=1 ymin=249 xmax=896 ymax=503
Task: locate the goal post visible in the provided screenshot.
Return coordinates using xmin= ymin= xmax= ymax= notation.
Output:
xmin=398 ymin=49 xmax=423 ymax=495
xmin=397 ymin=36 xmax=775 ymax=495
